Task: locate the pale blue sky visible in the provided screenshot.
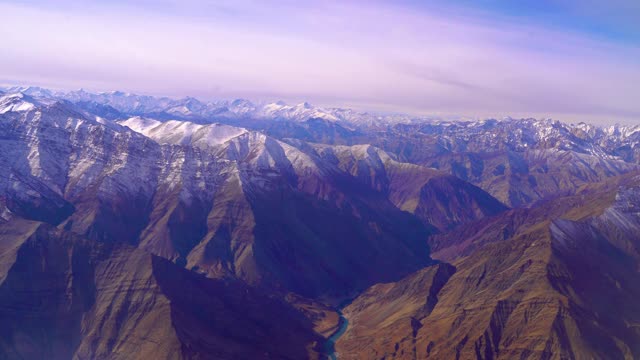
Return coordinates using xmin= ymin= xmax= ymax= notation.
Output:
xmin=1 ymin=0 xmax=638 ymax=123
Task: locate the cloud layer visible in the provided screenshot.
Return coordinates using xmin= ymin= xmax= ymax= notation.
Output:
xmin=1 ymin=0 xmax=638 ymax=123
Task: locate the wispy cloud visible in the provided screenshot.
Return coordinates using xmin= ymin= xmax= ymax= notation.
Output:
xmin=0 ymin=0 xmax=638 ymax=123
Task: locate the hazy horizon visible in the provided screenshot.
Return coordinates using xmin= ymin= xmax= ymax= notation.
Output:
xmin=3 ymin=81 xmax=638 ymax=126
xmin=1 ymin=0 xmax=639 ymax=124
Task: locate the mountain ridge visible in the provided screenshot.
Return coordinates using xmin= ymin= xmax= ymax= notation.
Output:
xmin=2 ymin=85 xmax=640 ymax=359
xmin=5 ymin=85 xmax=638 ymax=130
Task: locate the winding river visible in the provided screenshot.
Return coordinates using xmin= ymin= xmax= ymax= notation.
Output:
xmin=323 ymin=311 xmax=349 ymax=360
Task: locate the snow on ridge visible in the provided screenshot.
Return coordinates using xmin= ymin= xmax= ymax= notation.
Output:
xmin=119 ymin=116 xmax=163 ymax=133
xmin=5 ymin=86 xmax=640 ymax=139
xmin=118 ymin=117 xmax=248 ymax=148
xmin=0 ymin=93 xmax=37 ymax=114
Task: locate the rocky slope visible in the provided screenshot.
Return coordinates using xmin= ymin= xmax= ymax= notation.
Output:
xmin=337 ymin=172 xmax=640 ymax=359
xmin=115 ymin=116 xmax=437 ymax=299
xmin=14 ymin=86 xmax=640 ymax=207
xmin=3 ymin=87 xmax=640 ymax=359
xmin=0 ymin=218 xmax=324 ymax=359
xmin=338 ymin=263 xmax=456 ymax=359
xmin=365 ymin=120 xmax=640 ymax=207
xmin=308 ymin=143 xmax=508 ymax=231
xmin=0 ymin=92 xmax=438 ymax=300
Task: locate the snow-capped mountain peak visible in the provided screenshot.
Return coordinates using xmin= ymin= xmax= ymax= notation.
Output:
xmin=0 ymin=92 xmax=38 ymax=114
xmin=118 ymin=117 xmax=248 ymax=149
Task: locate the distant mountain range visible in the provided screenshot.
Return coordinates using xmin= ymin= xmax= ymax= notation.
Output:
xmin=1 ymin=86 xmax=640 ymax=359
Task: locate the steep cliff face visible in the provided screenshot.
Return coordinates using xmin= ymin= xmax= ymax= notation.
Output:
xmin=0 ymin=94 xmax=436 ymax=300
xmin=337 ymin=173 xmax=640 ymax=360
xmin=5 ymin=89 xmax=640 ymax=359
xmin=118 ymin=119 xmax=436 ymax=298
xmin=0 ymin=220 xmax=323 ymax=360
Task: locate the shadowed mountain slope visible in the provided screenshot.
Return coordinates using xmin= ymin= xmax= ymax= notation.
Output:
xmin=0 ymin=219 xmax=323 ymax=360
xmin=0 ymin=93 xmax=439 ymax=300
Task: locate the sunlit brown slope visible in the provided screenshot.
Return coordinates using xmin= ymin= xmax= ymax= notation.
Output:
xmin=337 ymin=172 xmax=640 ymax=359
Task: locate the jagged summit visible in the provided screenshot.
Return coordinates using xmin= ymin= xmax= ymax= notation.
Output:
xmin=2 ymin=85 xmax=635 ymax=130
xmin=2 ymin=84 xmax=640 ymax=359
xmin=0 ymin=92 xmax=37 ymax=114
xmin=3 ymin=88 xmax=640 ymax=164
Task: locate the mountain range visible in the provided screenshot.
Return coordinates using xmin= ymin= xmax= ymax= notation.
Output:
xmin=1 ymin=86 xmax=640 ymax=359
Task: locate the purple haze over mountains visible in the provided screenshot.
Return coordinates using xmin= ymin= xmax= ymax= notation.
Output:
xmin=0 ymin=0 xmax=638 ymax=123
